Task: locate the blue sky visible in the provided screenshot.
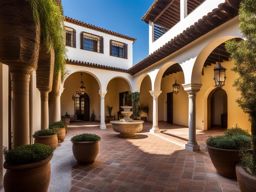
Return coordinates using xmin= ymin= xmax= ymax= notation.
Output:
xmin=62 ymin=0 xmax=154 ymax=64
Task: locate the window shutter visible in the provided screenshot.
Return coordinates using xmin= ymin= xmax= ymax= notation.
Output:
xmin=73 ymin=30 xmax=76 ymax=48
xmin=110 ymin=40 xmax=113 ymax=56
xmin=100 ymin=37 xmax=104 ymax=53
xmin=124 ymin=43 xmax=128 ymax=59
xmin=80 ymin=32 xmax=84 ymax=49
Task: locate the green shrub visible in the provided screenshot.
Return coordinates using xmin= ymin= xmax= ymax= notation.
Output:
xmin=33 ymin=129 xmax=56 ymax=137
xmin=71 ymin=133 xmax=101 ymax=142
xmin=5 ymin=144 xmax=53 ymax=165
xmin=224 ymin=128 xmax=250 ymax=137
xmin=241 ymin=152 xmax=256 ymax=175
xmin=207 ymin=135 xmax=251 ymax=150
xmin=49 ymin=121 xmax=65 ymax=129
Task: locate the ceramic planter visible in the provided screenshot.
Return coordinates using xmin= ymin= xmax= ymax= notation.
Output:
xmin=57 ymin=127 xmax=66 ymax=143
xmin=72 ymin=141 xmax=99 ymax=164
xmin=34 ymin=134 xmax=58 ymax=149
xmin=4 ymin=155 xmax=52 ymax=192
xmin=207 ymin=145 xmax=240 ymax=178
xmin=236 ymin=165 xmax=256 ymax=192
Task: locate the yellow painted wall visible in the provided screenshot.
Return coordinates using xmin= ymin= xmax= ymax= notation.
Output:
xmin=139 ymin=76 xmax=152 ymax=121
xmin=105 ymin=78 xmax=130 ymax=118
xmin=160 ymin=72 xmax=188 ymax=126
xmin=196 ymin=60 xmax=251 ymax=131
xmin=61 ymin=72 xmax=100 ymax=120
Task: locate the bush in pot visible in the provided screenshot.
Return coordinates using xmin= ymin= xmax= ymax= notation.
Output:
xmin=71 ymin=133 xmax=101 ymax=164
xmin=33 ymin=129 xmax=58 ymax=149
xmin=49 ymin=121 xmax=66 ymax=143
xmin=207 ymin=128 xmax=251 ymax=178
xmin=225 ymin=0 xmax=256 ymax=190
xmin=4 ymin=144 xmax=53 ymax=192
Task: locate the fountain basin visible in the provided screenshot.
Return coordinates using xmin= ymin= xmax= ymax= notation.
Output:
xmin=111 ymin=120 xmax=144 ymax=138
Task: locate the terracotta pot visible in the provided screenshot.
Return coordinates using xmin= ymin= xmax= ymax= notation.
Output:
xmin=57 ymin=127 xmax=66 ymax=143
xmin=4 ymin=155 xmax=52 ymax=192
xmin=34 ymin=134 xmax=58 ymax=149
xmin=207 ymin=145 xmax=240 ymax=178
xmin=236 ymin=165 xmax=256 ymax=192
xmin=72 ymin=141 xmax=99 ymax=164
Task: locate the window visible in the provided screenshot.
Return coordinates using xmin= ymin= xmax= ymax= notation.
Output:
xmin=110 ymin=40 xmax=127 ymax=59
xmin=65 ymin=27 xmax=76 ymax=47
xmin=81 ymin=32 xmax=103 ymax=53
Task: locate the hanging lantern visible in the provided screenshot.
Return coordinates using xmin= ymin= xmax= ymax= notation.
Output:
xmin=214 ymin=62 xmax=226 ymax=87
xmin=172 ymin=80 xmax=180 ymax=94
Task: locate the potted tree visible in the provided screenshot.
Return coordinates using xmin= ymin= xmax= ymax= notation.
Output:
xmin=33 ymin=129 xmax=58 ymax=149
xmin=207 ymin=128 xmax=251 ymax=178
xmin=49 ymin=121 xmax=66 ymax=143
xmin=71 ymin=133 xmax=101 ymax=164
xmin=106 ymin=106 xmax=114 ymax=122
xmin=226 ymin=0 xmax=256 ymax=190
xmin=4 ymin=144 xmax=53 ymax=192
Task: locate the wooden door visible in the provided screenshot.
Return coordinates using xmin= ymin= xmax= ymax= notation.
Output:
xmin=167 ymin=92 xmax=173 ymax=124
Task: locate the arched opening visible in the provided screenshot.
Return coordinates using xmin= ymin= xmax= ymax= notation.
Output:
xmin=61 ymin=72 xmax=100 ymax=122
xmin=207 ymin=88 xmax=227 ymax=130
xmin=139 ymin=75 xmax=152 ymax=122
xmin=105 ymin=77 xmax=131 ymax=121
xmin=159 ymin=63 xmax=188 ymax=126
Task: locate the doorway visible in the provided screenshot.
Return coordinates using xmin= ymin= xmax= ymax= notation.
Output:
xmin=208 ymin=88 xmax=227 ymax=129
xmin=74 ymin=93 xmax=90 ymax=121
xmin=167 ymin=92 xmax=173 ymax=124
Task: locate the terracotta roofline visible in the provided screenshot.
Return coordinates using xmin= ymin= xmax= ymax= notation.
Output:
xmin=66 ymin=59 xmax=129 ymax=73
xmin=64 ymin=16 xmax=136 ymax=42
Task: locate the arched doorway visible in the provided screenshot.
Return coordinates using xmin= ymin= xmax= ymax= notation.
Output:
xmin=73 ymin=93 xmax=90 ymax=121
xmin=61 ymin=72 xmax=100 ymax=122
xmin=208 ymin=88 xmax=227 ymax=129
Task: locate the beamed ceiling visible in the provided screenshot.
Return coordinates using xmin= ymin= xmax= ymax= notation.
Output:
xmin=143 ymin=0 xmax=205 ymax=29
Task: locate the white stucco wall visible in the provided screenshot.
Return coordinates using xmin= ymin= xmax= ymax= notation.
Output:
xmin=64 ymin=21 xmax=134 ymax=70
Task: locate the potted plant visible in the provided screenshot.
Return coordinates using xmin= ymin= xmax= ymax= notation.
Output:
xmin=4 ymin=144 xmax=53 ymax=192
xmin=49 ymin=121 xmax=66 ymax=143
xmin=71 ymin=133 xmax=101 ymax=164
xmin=33 ymin=129 xmax=58 ymax=149
xmin=63 ymin=112 xmax=71 ymax=125
xmin=207 ymin=128 xmax=251 ymax=178
xmin=225 ymin=0 xmax=256 ymax=190
xmin=91 ymin=111 xmax=96 ymax=122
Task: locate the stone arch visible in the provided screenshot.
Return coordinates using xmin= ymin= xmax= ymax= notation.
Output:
xmin=134 ymin=73 xmax=152 ymax=92
xmin=154 ymin=61 xmax=182 ymax=91
xmin=106 ymin=76 xmax=132 ymax=92
xmin=63 ymin=70 xmax=102 ymax=91
xmin=191 ymin=36 xmax=243 ymax=84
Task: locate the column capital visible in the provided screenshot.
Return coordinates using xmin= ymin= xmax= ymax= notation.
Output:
xmin=99 ymin=90 xmax=107 ymax=98
xmin=149 ymin=90 xmax=162 ymax=98
xmin=183 ymin=84 xmax=201 ymax=94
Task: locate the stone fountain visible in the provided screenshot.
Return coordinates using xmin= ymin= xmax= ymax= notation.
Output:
xmin=111 ymin=106 xmax=144 ymax=138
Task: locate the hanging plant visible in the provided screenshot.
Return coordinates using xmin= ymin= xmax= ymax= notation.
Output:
xmin=28 ymin=0 xmax=66 ymax=74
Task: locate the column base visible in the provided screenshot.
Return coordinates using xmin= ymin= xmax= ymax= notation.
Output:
xmin=150 ymin=127 xmax=161 ymax=133
xmin=185 ymin=143 xmax=200 ymax=152
xmin=100 ymin=123 xmax=107 ymax=130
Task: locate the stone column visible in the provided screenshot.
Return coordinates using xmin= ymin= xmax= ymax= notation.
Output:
xmin=40 ymin=90 xmax=49 ymax=129
xmin=183 ymin=84 xmax=201 ymax=151
xmin=11 ymin=69 xmax=32 ymax=147
xmin=150 ymin=90 xmax=162 ymax=133
xmin=52 ymin=92 xmax=61 ymax=122
xmin=180 ymin=0 xmax=188 ymax=20
xmin=99 ymin=90 xmax=107 ymax=130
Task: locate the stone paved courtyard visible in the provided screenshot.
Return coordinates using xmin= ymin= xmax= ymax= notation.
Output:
xmin=50 ymin=123 xmax=240 ymax=192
